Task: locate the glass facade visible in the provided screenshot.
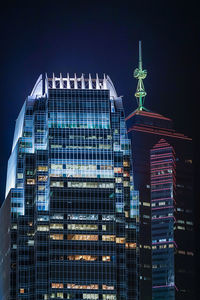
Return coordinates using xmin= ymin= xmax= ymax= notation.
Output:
xmin=0 ymin=74 xmax=139 ymax=300
xmin=126 ymin=109 xmax=195 ymax=300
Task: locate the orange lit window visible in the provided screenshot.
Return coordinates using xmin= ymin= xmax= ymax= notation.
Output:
xmin=67 ymin=234 xmax=98 ymax=241
xmin=123 ymin=161 xmax=129 ymax=167
xmin=38 ymin=166 xmax=48 ymax=172
xmin=27 ymin=179 xmax=35 ymax=185
xmin=51 ymin=283 xmax=64 ymax=289
xmin=102 ymin=235 xmax=115 ymax=242
xmin=125 ymin=242 xmax=136 ymax=249
xmin=20 ymin=288 xmax=24 ymax=294
xmin=116 ymin=237 xmax=125 ymax=244
xmin=102 ymin=256 xmax=111 ymax=261
xmin=67 ymin=255 xmax=97 ymax=261
xmin=67 ymin=283 xmax=98 ymax=290
xmin=50 ymin=234 xmax=63 ymax=240
xmin=102 ymin=285 xmax=114 ymax=290
xmin=38 ymin=175 xmax=48 ymax=182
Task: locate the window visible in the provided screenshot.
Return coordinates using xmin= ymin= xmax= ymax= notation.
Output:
xmin=38 ymin=185 xmax=45 ymax=191
xmin=50 ymin=234 xmax=63 ymax=240
xmin=116 ymin=237 xmax=125 ymax=244
xmin=102 ymin=285 xmax=114 ymax=290
xmin=17 ymin=173 xmax=23 ymax=179
xmin=67 ymin=284 xmax=98 ymax=290
xmin=37 ymin=225 xmax=49 ymax=231
xmin=51 ymin=164 xmax=63 ymax=170
xmin=67 ymin=182 xmax=114 ymax=189
xmin=27 ymin=179 xmax=35 ymax=185
xmin=67 ymin=235 xmax=98 ymax=241
xmin=50 ymin=181 xmax=64 ymax=187
xmin=83 ymin=294 xmax=99 ymax=299
xmin=67 ymin=255 xmax=97 ymax=261
xmin=67 ymin=214 xmax=98 ymax=220
xmin=125 ymin=243 xmax=136 ymax=249
xmin=102 ymin=235 xmax=115 ymax=242
xmin=102 ymin=295 xmax=116 ymax=300
xmin=50 ymin=224 xmax=64 ymax=229
xmin=38 ymin=175 xmax=48 ymax=182
xmin=102 ymin=256 xmax=111 ymax=261
xmin=51 ymin=283 xmax=64 ymax=289
xmin=38 ymin=166 xmax=48 ymax=172
xmin=20 ymin=288 xmax=24 ymax=294
xmin=67 ymin=224 xmax=98 ymax=231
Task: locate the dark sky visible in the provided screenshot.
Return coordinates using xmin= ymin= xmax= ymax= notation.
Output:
xmin=0 ymin=1 xmax=199 ymax=205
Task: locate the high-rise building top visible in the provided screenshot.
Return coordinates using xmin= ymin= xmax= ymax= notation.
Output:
xmin=126 ymin=43 xmax=194 ymax=300
xmin=1 ymin=74 xmax=139 ymax=300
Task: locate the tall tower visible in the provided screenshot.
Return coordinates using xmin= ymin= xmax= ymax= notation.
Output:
xmin=126 ymin=43 xmax=195 ymax=300
xmin=0 ymin=74 xmax=139 ymax=300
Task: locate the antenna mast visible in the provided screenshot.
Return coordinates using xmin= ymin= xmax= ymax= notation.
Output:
xmin=134 ymin=41 xmax=147 ymax=111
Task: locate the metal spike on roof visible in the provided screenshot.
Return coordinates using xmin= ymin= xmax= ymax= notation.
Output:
xmin=88 ymin=73 xmax=93 ymax=89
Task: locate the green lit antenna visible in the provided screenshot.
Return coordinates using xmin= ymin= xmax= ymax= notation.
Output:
xmin=134 ymin=41 xmax=147 ymax=111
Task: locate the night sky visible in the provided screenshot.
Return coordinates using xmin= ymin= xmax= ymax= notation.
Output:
xmin=0 ymin=1 xmax=198 ymax=205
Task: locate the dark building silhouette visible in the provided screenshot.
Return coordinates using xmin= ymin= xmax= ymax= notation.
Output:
xmin=126 ymin=42 xmax=194 ymax=300
xmin=0 ymin=74 xmax=139 ymax=300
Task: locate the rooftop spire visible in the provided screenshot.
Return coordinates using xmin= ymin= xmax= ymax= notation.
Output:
xmin=134 ymin=41 xmax=147 ymax=111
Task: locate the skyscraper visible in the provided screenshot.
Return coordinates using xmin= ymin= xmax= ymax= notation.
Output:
xmin=0 ymin=74 xmax=139 ymax=300
xmin=126 ymin=42 xmax=194 ymax=300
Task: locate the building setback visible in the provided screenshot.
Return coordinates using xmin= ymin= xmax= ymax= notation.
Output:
xmin=0 ymin=74 xmax=139 ymax=300
xmin=126 ymin=42 xmax=195 ymax=300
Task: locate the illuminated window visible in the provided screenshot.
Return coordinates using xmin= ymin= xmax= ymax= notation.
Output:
xmin=123 ymin=161 xmax=129 ymax=167
xmin=51 ymin=213 xmax=63 ymax=220
xmin=50 ymin=223 xmax=64 ymax=229
xmin=123 ymin=181 xmax=129 ymax=187
xmin=38 ymin=175 xmax=48 ymax=182
xmin=50 ymin=234 xmax=63 ymax=240
xmin=168 ymin=244 xmax=174 ymax=248
xmin=116 ymin=237 xmax=125 ymax=244
xmin=125 ymin=211 xmax=129 ymax=218
xmin=102 ymin=215 xmax=115 ymax=221
xmin=123 ymin=171 xmax=129 ymax=177
xmin=17 ymin=173 xmax=23 ymax=179
xmin=102 ymin=235 xmax=115 ymax=242
xmin=51 ymin=164 xmax=63 ymax=170
xmin=67 ymin=224 xmax=98 ymax=231
xmin=50 ymin=181 xmax=64 ymax=187
xmin=114 ymin=167 xmax=123 ymax=173
xmin=187 ymin=251 xmax=194 ymax=256
xmin=51 ymin=283 xmax=64 ymax=289
xmin=125 ymin=243 xmax=136 ymax=249
xmin=56 ymin=292 xmax=64 ymax=298
xmin=67 ymin=234 xmax=98 ymax=241
xmin=83 ymin=294 xmax=99 ymax=299
xmin=143 ymin=202 xmax=150 ymax=207
xmin=67 ymin=284 xmax=98 ymax=290
xmin=143 ymin=245 xmax=151 ymax=249
xmin=178 ymin=250 xmax=185 ymax=255
xmin=27 ymin=179 xmax=35 ymax=185
xmin=102 ymin=225 xmax=107 ymax=231
xmin=67 ymin=255 xmax=97 ymax=261
xmin=115 ymin=177 xmax=122 ymax=183
xmin=38 ymin=166 xmax=48 ymax=171
xmin=102 ymin=256 xmax=111 ymax=261
xmin=67 ymin=182 xmax=114 ymax=189
xmin=20 ymin=288 xmax=24 ymax=294
xmin=67 ymin=214 xmax=98 ymax=220
xmin=38 ymin=185 xmax=45 ymax=191
xmin=37 ymin=225 xmax=49 ymax=231
xmin=102 ymin=285 xmax=114 ymax=290
xmin=102 ymin=295 xmax=116 ymax=300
